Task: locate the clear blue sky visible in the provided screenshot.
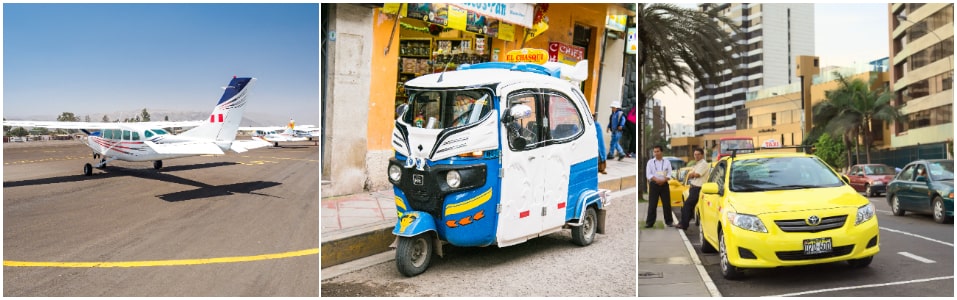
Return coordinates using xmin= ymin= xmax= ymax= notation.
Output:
xmin=4 ymin=3 xmax=319 ymax=125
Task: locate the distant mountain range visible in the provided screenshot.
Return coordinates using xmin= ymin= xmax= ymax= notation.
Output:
xmin=5 ymin=109 xmax=303 ymax=127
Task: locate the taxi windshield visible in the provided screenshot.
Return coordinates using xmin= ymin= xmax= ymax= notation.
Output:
xmin=403 ymin=89 xmax=493 ymax=129
xmin=730 ymin=157 xmax=844 ymax=192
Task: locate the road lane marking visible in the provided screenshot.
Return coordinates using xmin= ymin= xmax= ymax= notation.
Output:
xmin=766 ymin=276 xmax=955 ymax=297
xmin=898 ymin=251 xmax=936 ymax=263
xmin=880 ymin=227 xmax=954 ymax=247
xmin=4 ymin=248 xmax=318 ymax=268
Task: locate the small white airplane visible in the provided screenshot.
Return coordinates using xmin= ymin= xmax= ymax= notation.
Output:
xmin=240 ymin=119 xmax=317 ymax=147
xmin=4 ymin=76 xmax=271 ymax=176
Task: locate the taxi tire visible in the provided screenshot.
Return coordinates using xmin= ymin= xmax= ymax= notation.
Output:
xmin=396 ymin=234 xmax=433 ymax=277
xmin=847 ymin=256 xmax=873 ymax=268
xmin=718 ymin=230 xmax=744 ymax=280
xmin=571 ymin=207 xmax=597 ymax=246
xmin=890 ymin=194 xmax=906 ymax=216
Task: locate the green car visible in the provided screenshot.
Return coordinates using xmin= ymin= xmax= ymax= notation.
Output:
xmin=886 ymin=159 xmax=954 ymax=224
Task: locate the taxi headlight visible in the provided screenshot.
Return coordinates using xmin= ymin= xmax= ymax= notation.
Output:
xmin=388 ymin=164 xmax=402 ymax=182
xmin=856 ymin=203 xmax=875 ymax=225
xmin=446 ymin=170 xmax=461 ymax=188
xmin=727 ymin=209 xmax=767 ymax=233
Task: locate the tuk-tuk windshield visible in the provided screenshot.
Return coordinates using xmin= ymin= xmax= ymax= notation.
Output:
xmin=403 ymin=89 xmax=493 ymax=129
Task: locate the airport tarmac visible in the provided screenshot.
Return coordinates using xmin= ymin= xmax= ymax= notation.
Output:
xmin=2 ymin=140 xmax=319 ymax=296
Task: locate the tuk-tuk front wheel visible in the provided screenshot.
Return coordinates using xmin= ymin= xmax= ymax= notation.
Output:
xmin=396 ymin=234 xmax=433 ymax=277
xmin=571 ymin=206 xmax=597 ymax=246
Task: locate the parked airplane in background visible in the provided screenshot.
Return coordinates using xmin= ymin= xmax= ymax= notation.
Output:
xmin=240 ymin=119 xmax=318 ymax=147
xmin=4 ymin=76 xmax=270 ymax=176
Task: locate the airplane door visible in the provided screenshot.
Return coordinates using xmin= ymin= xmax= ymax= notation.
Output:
xmin=497 ymin=88 xmax=547 ymax=247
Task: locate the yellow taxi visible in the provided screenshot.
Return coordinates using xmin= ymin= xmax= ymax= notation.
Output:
xmin=696 ymin=151 xmax=879 ymax=280
xmin=664 ymin=167 xmax=693 ymax=207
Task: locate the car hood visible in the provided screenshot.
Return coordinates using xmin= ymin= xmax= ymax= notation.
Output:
xmin=728 ymin=186 xmax=867 ymax=215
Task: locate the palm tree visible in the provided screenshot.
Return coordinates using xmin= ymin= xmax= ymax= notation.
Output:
xmin=809 ymin=72 xmax=905 ymax=169
xmin=637 ymin=3 xmax=739 ymax=195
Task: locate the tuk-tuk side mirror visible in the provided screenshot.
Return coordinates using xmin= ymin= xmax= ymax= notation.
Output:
xmin=396 ymin=103 xmax=409 ymax=119
xmin=502 ymin=104 xmax=533 ymax=123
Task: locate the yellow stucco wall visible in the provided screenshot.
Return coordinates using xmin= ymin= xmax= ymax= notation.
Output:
xmin=367 ymin=9 xmax=402 ymax=151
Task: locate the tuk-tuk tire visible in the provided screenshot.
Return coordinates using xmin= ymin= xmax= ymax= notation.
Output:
xmin=571 ymin=206 xmax=597 ymax=246
xmin=396 ymin=234 xmax=433 ymax=277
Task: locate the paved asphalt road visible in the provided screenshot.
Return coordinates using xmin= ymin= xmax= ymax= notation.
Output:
xmin=677 ymin=193 xmax=954 ymax=297
xmin=3 ymin=141 xmax=319 ymax=296
xmin=321 ymin=188 xmax=637 ymax=297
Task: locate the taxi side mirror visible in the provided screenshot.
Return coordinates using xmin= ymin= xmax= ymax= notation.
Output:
xmin=701 ymin=182 xmax=720 ymax=195
xmin=841 ymin=175 xmax=851 ymax=185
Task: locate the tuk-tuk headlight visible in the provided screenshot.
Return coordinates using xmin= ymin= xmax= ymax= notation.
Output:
xmin=446 ymin=170 xmax=461 ymax=188
xmin=389 ymin=164 xmax=402 ymax=182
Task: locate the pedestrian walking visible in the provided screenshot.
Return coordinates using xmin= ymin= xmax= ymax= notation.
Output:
xmin=625 ymin=106 xmax=636 ymax=157
xmin=606 ymin=101 xmax=627 ymax=161
xmin=677 ymin=148 xmax=710 ymax=230
xmin=594 ymin=113 xmax=607 ymax=174
xmin=645 ymin=145 xmax=674 ymax=228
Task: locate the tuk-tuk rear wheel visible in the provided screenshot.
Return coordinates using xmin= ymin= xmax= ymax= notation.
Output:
xmin=571 ymin=206 xmax=597 ymax=246
xmin=396 ymin=234 xmax=433 ymax=277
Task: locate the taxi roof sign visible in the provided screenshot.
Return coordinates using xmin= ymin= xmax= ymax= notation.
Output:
xmin=503 ymin=48 xmax=548 ymax=64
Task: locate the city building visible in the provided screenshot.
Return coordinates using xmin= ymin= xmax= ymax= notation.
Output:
xmin=693 ymin=3 xmax=815 ymax=136
xmin=321 ymin=3 xmax=635 ymax=197
xmin=888 ymin=3 xmax=954 ymax=148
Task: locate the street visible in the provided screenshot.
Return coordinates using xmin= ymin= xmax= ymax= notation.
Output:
xmin=676 ymin=193 xmax=954 ymax=297
xmin=321 ymin=188 xmax=637 ymax=297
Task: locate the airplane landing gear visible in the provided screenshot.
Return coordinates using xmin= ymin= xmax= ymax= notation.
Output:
xmin=93 ymin=153 xmax=99 ymax=159
xmin=154 ymin=160 xmax=163 ymax=170
xmin=83 ymin=163 xmax=93 ymax=176
xmin=274 ymin=142 xmax=279 ymax=147
xmin=97 ymin=158 xmax=107 ymax=169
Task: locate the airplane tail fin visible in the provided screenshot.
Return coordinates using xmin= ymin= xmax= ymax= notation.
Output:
xmin=180 ymin=77 xmax=256 ymax=142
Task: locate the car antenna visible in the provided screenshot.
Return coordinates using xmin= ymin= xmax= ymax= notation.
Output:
xmin=436 ymin=50 xmax=455 ymax=83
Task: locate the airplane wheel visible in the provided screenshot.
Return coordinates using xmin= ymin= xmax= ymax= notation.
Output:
xmin=154 ymin=160 xmax=163 ymax=170
xmin=274 ymin=142 xmax=279 ymax=147
xmin=83 ymin=163 xmax=93 ymax=176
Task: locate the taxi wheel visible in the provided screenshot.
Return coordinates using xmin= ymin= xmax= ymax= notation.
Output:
xmin=571 ymin=207 xmax=597 ymax=246
xmin=847 ymin=256 xmax=873 ymax=268
xmin=890 ymin=195 xmax=906 ymax=216
xmin=932 ymin=196 xmax=952 ymax=224
xmin=396 ymin=234 xmax=433 ymax=277
xmin=718 ymin=230 xmax=744 ymax=280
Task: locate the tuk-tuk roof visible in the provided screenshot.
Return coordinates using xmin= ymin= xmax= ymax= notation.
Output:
xmin=404 ymin=62 xmax=579 ymax=90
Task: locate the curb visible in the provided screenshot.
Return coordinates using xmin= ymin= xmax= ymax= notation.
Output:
xmin=320 ymin=176 xmax=635 ymax=269
xmin=672 ymin=210 xmax=722 ymax=297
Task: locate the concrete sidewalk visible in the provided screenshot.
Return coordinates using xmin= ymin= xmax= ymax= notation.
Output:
xmin=320 ymin=156 xmax=637 ymax=269
xmin=637 ymin=195 xmax=721 ymax=296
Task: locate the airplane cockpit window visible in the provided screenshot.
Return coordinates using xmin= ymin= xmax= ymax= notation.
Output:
xmin=151 ymin=129 xmax=169 ymax=135
xmin=144 ymin=131 xmax=154 ymax=138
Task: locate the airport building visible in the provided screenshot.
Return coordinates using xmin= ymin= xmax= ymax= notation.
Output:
xmin=693 ymin=3 xmax=815 ymax=136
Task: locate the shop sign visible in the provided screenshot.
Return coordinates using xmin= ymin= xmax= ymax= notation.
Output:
xmin=447 ymin=5 xmax=468 ymax=31
xmin=626 ymin=27 xmax=637 ymax=55
xmin=407 ymin=3 xmax=449 ymax=26
xmin=548 ymin=42 xmax=585 ymax=66
xmin=504 ymin=48 xmax=548 ymax=64
xmin=606 ymin=15 xmax=627 ymax=32
xmin=452 ymin=3 xmax=534 ymax=28
xmin=498 ymin=23 xmax=515 ymax=42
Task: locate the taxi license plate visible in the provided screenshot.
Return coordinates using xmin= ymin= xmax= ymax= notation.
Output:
xmin=803 ymin=237 xmax=832 ymax=255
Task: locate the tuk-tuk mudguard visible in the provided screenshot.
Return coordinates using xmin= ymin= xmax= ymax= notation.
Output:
xmin=565 ymin=157 xmax=603 ymax=221
xmin=393 ymin=209 xmax=438 ymax=237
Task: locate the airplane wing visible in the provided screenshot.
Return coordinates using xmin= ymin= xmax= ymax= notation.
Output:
xmin=143 ymin=140 xmax=225 ymax=155
xmin=3 ymin=120 xmax=204 ymax=130
xmin=230 ymin=139 xmax=271 ymax=153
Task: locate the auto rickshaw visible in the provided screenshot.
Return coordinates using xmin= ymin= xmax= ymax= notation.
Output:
xmin=387 ymin=59 xmax=611 ymax=277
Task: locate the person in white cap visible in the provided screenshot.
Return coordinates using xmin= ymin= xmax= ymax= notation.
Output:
xmin=606 ymin=101 xmax=627 ymax=161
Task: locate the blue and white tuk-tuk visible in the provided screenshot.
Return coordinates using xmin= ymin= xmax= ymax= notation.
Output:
xmin=388 ymin=59 xmax=611 ymax=277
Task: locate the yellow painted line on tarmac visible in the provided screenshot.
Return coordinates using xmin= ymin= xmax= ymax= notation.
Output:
xmin=4 ymin=248 xmax=319 ymax=268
